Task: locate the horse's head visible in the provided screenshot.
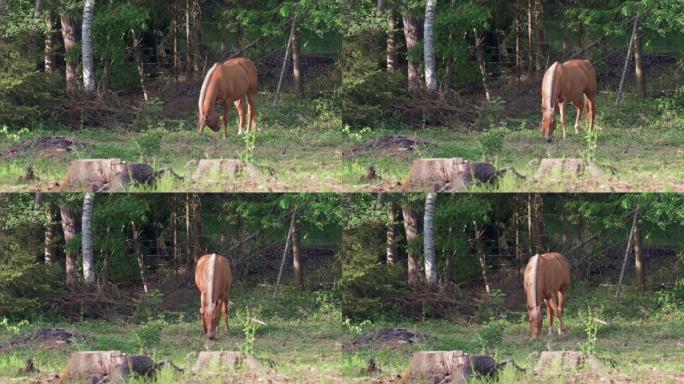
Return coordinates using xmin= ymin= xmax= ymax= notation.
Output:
xmin=541 ymin=106 xmax=557 ymax=142
xmin=528 ymin=305 xmax=543 ymax=340
xmin=200 ymin=302 xmax=220 ymax=340
xmin=197 ymin=111 xmax=220 ymax=135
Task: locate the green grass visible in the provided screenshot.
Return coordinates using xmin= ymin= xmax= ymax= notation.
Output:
xmin=1 ymin=90 xmax=683 ymax=192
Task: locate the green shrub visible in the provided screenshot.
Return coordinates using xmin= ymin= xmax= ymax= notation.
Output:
xmin=133 ymin=318 xmax=167 ymax=353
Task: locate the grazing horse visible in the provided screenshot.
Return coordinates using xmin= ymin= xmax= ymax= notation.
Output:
xmin=523 ymin=252 xmax=571 ymax=340
xmin=541 ymin=59 xmax=597 ymax=142
xmin=197 ymin=57 xmax=258 ymax=139
xmin=194 ymin=253 xmax=233 ymax=340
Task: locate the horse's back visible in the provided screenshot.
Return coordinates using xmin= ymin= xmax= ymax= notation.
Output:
xmin=563 ymin=59 xmax=597 ymax=94
xmin=539 ymin=252 xmax=571 ymax=288
xmin=224 ymin=57 xmax=257 ymax=91
xmin=195 ymin=254 xmax=232 ymax=296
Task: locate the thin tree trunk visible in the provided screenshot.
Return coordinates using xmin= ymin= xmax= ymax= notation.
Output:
xmin=532 ymin=194 xmax=544 ymax=251
xmin=81 ymin=193 xmax=95 ymax=285
xmin=474 ymin=28 xmax=491 ymax=103
xmin=82 ymin=0 xmax=96 ymax=93
xmin=132 ymin=221 xmax=149 ymax=294
xmin=526 ymin=194 xmax=533 ymax=255
xmin=423 ymin=193 xmax=436 ymax=285
xmin=191 ymin=194 xmax=202 ymax=263
xmin=44 ymin=10 xmax=56 ymax=72
xmin=533 ymin=0 xmax=544 ymax=74
xmin=274 ymin=209 xmax=297 ymax=298
xmin=386 ymin=202 xmax=399 ymax=264
xmin=423 ymin=0 xmax=437 ymax=92
xmin=30 ymin=0 xmax=44 ymax=65
xmin=474 ymin=221 xmax=491 ymax=295
xmin=386 ymin=8 xmax=398 ymax=71
xmin=191 ymin=0 xmax=202 ymax=75
xmin=513 ymin=197 xmax=521 ymax=268
xmin=60 ymin=14 xmax=79 ymax=92
xmin=633 ymin=16 xmax=644 ymax=97
xmin=172 ymin=0 xmax=178 ymax=80
xmin=402 ymin=14 xmax=421 ymax=92
xmin=616 ymin=210 xmax=638 ymax=297
xmin=292 ymin=19 xmax=303 ymax=97
xmin=292 ymin=212 xmax=303 ymax=289
xmin=616 ymin=16 xmax=638 ymax=105
xmin=402 ymin=206 xmax=421 ymax=287
xmin=633 ymin=214 xmax=644 ymax=290
xmin=60 ymin=206 xmax=80 ymax=287
xmin=274 ymin=15 xmax=296 ymax=106
xmin=171 ymin=195 xmax=178 ymax=268
xmin=132 ymin=29 xmax=149 ymax=103
xmin=185 ymin=193 xmax=191 ymax=265
xmin=44 ymin=202 xmax=57 ymax=264
xmin=527 ymin=0 xmax=533 ymax=76
xmin=514 ymin=9 xmax=521 ymax=78
xmin=185 ymin=0 xmax=192 ymax=79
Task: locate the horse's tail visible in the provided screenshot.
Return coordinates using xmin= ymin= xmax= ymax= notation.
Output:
xmin=198 ymin=63 xmax=219 ymax=129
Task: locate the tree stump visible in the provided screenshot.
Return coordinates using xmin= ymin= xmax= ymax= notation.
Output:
xmin=533 ymin=158 xmax=606 ymax=181
xmin=191 ymin=351 xmax=262 ymax=374
xmin=61 ymin=159 xmax=154 ymax=192
xmin=533 ymin=351 xmax=604 ymax=373
xmin=400 ymin=351 xmax=497 ymax=383
xmin=59 ymin=351 xmax=155 ymax=383
xmin=402 ymin=158 xmax=497 ymax=192
xmin=191 ymin=159 xmax=263 ymax=183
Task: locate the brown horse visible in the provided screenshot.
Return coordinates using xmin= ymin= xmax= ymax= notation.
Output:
xmin=523 ymin=252 xmax=571 ymax=340
xmin=541 ymin=59 xmax=597 ymax=142
xmin=195 ymin=253 xmax=233 ymax=340
xmin=197 ymin=57 xmax=258 ymax=139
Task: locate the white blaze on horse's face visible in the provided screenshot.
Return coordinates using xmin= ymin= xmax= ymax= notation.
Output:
xmin=529 ymin=306 xmax=543 ymax=339
xmin=201 ymin=302 xmax=220 ymax=340
xmin=542 ymin=107 xmax=557 ymax=142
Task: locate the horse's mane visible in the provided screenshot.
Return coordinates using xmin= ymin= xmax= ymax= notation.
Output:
xmin=198 ymin=63 xmax=219 ymax=118
xmin=541 ymin=62 xmax=559 ymax=110
xmin=207 ymin=253 xmax=216 ymax=311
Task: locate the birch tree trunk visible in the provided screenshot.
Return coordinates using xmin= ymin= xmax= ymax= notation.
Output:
xmin=633 ymin=214 xmax=644 ymax=289
xmin=386 ymin=201 xmax=399 ymax=264
xmin=292 ymin=19 xmax=303 ymax=97
xmin=132 ymin=29 xmax=149 ymax=103
xmin=474 ymin=221 xmax=491 ymax=295
xmin=474 ymin=28 xmax=491 ymax=102
xmin=402 ymin=206 xmax=421 ymax=287
xmin=423 ymin=0 xmax=437 ymax=92
xmin=292 ymin=212 xmax=303 ymax=289
xmin=60 ymin=206 xmax=80 ymax=287
xmin=44 ymin=201 xmax=57 ymax=264
xmin=82 ymin=193 xmax=95 ymax=285
xmin=423 ymin=193 xmax=437 ymax=285
xmin=45 ymin=9 xmax=56 ymax=72
xmin=132 ymin=221 xmax=149 ymax=294
xmin=386 ymin=7 xmax=398 ymax=71
xmin=633 ymin=16 xmax=645 ymax=97
xmin=82 ymin=0 xmax=96 ymax=93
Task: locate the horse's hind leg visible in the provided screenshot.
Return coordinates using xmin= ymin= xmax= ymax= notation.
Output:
xmin=234 ymin=99 xmax=246 ymax=135
xmin=222 ymin=298 xmax=230 ymax=331
xmin=585 ymin=93 xmax=596 ymax=132
xmin=546 ymin=296 xmax=562 ymax=337
xmin=572 ymin=100 xmax=584 ymax=135
xmin=222 ymin=104 xmax=230 ymax=140
xmin=557 ymin=289 xmax=567 ymax=334
xmin=544 ymin=298 xmax=555 ymax=337
xmin=247 ymin=92 xmax=257 ymax=132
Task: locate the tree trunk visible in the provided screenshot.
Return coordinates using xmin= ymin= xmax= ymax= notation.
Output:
xmin=423 ymin=0 xmax=437 ymax=92
xmin=527 ymin=0 xmax=533 ymax=76
xmin=30 ymin=0 xmax=44 ymax=65
xmin=533 ymin=0 xmax=544 ymax=74
xmin=292 ymin=19 xmax=303 ymax=97
xmin=132 ymin=221 xmax=149 ymax=294
xmin=60 ymin=206 xmax=80 ymax=287
xmin=386 ymin=8 xmax=398 ymax=71
xmin=60 ymin=14 xmax=79 ymax=92
xmin=45 ymin=10 xmax=56 ymax=72
xmin=474 ymin=28 xmax=491 ymax=103
xmin=633 ymin=16 xmax=644 ymax=97
xmin=191 ymin=194 xmax=202 ymax=263
xmin=514 ymin=9 xmax=520 ymax=78
xmin=185 ymin=0 xmax=192 ymax=79
xmin=81 ymin=0 xmax=95 ymax=93
xmin=171 ymin=0 xmax=178 ymax=81
xmin=423 ymin=193 xmax=436 ymax=286
xmin=386 ymin=201 xmax=399 ymax=264
xmin=132 ymin=29 xmax=149 ymax=103
xmin=171 ymin=195 xmax=178 ymax=268
xmin=81 ymin=193 xmax=95 ymax=285
xmin=191 ymin=0 xmax=202 ymax=75
xmin=513 ymin=197 xmax=521 ymax=268
xmin=292 ymin=212 xmax=303 ymax=289
xmin=44 ymin=201 xmax=57 ymax=264
xmin=402 ymin=206 xmax=421 ymax=287
xmin=185 ymin=193 xmax=191 ymax=265
xmin=633 ymin=214 xmax=644 ymax=290
xmin=474 ymin=221 xmax=491 ymax=295
xmin=532 ymin=193 xmax=544 ymax=251
xmin=402 ymin=14 xmax=421 ymax=92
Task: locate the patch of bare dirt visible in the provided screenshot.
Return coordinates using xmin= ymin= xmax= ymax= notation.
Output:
xmin=1 ymin=136 xmax=90 ymax=160
xmin=343 ymin=328 xmax=429 ymax=351
xmin=345 ymin=135 xmax=431 ymax=157
xmin=0 ymin=328 xmax=88 ymax=353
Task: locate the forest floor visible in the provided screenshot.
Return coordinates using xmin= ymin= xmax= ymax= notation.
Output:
xmin=2 ymin=285 xmax=683 ymax=383
xmin=0 ymin=89 xmax=683 ymax=192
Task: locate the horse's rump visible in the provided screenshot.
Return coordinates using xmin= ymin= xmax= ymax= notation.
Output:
xmin=524 ymin=252 xmax=570 ymax=308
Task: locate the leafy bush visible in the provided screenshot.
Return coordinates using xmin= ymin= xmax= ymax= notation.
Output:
xmin=476 ymin=126 xmax=509 ymax=162
xmin=133 ymin=318 xmax=167 ymax=353
xmin=474 ymin=318 xmax=508 ymax=353
xmin=134 ymin=127 xmax=165 ymax=161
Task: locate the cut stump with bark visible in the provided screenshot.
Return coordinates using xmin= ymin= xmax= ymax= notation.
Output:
xmin=191 ymin=351 xmax=262 ymax=374
xmin=402 ymin=159 xmax=497 ymax=192
xmin=59 ymin=351 xmax=155 ymax=383
xmin=533 ymin=351 xmax=604 ymax=373
xmin=191 ymin=160 xmax=263 ymax=182
xmin=399 ymin=351 xmax=497 ymax=383
xmin=533 ymin=158 xmax=606 ymax=181
xmin=61 ymin=159 xmax=154 ymax=192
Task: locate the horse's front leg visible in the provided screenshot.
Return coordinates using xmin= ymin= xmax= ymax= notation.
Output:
xmin=544 ymin=298 xmax=555 ymax=337
xmin=559 ymin=101 xmax=568 ymax=140
xmin=222 ymin=104 xmax=230 ymax=140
